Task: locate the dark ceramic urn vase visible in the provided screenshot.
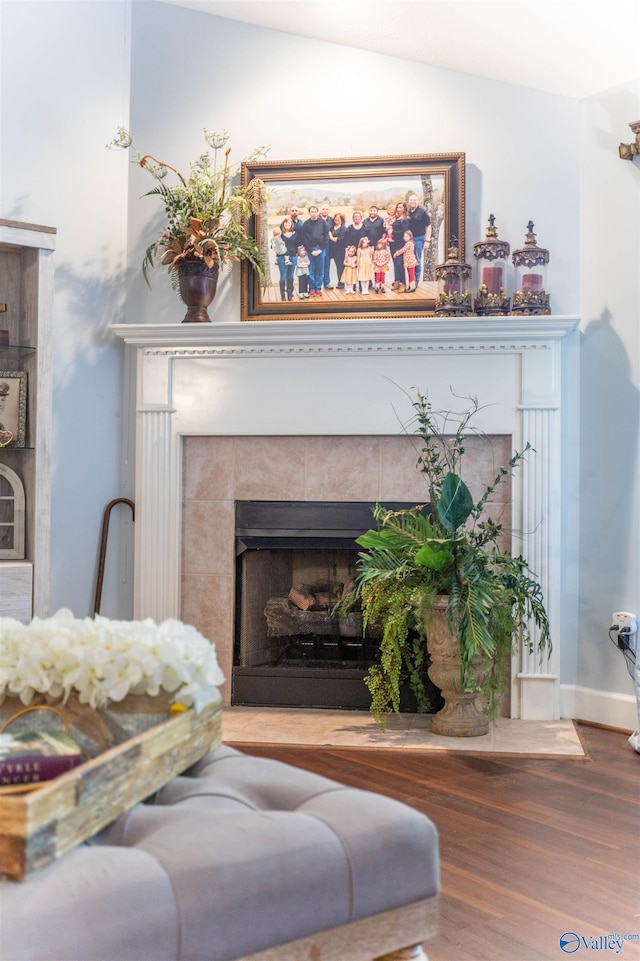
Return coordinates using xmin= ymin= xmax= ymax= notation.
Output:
xmin=177 ymin=260 xmax=219 ymax=323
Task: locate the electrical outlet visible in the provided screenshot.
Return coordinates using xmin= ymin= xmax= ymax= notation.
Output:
xmin=612 ymin=611 xmax=638 ymax=633
xmin=611 ymin=612 xmax=638 ymax=656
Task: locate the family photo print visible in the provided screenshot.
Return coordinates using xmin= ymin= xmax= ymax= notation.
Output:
xmin=241 ymin=153 xmax=465 ymax=321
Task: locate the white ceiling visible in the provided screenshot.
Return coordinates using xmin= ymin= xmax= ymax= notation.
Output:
xmin=158 ymin=0 xmax=640 ymax=99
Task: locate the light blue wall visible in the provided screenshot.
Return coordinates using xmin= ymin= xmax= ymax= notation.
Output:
xmin=1 ymin=0 xmax=134 ymax=619
xmin=2 ymin=0 xmax=638 ymax=719
xmin=125 ymin=2 xmax=581 ymax=326
xmin=578 ymin=80 xmax=640 ymax=707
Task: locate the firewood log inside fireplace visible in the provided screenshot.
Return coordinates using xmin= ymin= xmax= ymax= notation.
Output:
xmin=265 ymin=597 xmax=336 ymax=637
xmin=265 ymin=580 xmax=374 ymax=640
xmin=288 ymin=583 xmax=345 ymax=611
xmin=288 ymin=586 xmax=315 ymax=611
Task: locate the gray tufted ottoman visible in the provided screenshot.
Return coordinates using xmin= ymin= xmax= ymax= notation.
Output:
xmin=0 ymin=745 xmax=439 ymax=961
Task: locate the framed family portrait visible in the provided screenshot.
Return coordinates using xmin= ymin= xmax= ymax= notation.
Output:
xmin=0 ymin=371 xmax=27 ymax=448
xmin=241 ymin=152 xmax=465 ymax=321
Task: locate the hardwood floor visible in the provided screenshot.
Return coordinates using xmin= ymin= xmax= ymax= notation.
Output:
xmin=234 ymin=724 xmax=640 ymax=961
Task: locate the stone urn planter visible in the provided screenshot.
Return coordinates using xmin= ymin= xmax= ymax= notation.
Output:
xmin=425 ymin=596 xmax=490 ymax=737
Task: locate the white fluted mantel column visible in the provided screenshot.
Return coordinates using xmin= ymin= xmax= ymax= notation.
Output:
xmin=516 ymin=411 xmax=562 ymax=717
xmin=511 ymin=339 xmax=566 ymax=720
xmin=112 ymin=315 xmax=579 ymax=721
xmin=135 ymin=405 xmax=178 ymax=620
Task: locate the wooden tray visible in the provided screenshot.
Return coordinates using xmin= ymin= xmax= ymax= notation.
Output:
xmin=0 ymin=699 xmax=222 ymax=881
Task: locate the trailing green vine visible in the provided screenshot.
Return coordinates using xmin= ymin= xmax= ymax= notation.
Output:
xmin=361 ymin=582 xmax=432 ymax=724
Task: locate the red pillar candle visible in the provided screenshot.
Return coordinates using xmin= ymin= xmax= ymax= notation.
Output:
xmin=443 ymin=272 xmax=459 ymax=295
xmin=482 ymin=266 xmax=502 ymax=295
xmin=522 ymin=273 xmax=543 ymax=293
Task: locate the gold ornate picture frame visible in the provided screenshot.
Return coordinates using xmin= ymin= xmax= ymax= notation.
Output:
xmin=241 ymin=152 xmax=465 ymax=321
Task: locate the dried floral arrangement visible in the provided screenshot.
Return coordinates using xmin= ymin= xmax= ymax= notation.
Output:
xmin=108 ymin=126 xmax=268 ymax=287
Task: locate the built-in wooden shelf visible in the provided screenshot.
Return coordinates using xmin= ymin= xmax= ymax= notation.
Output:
xmin=0 ymin=220 xmax=55 ymax=619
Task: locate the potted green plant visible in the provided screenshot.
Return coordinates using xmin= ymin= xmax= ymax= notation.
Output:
xmin=350 ymin=391 xmax=551 ymax=735
xmin=108 ymin=127 xmax=267 ymax=322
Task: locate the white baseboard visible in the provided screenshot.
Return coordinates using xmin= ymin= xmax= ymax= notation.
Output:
xmin=561 ymin=684 xmax=638 ymax=731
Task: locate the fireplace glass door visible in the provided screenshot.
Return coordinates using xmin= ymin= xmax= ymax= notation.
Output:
xmin=233 ymin=501 xmax=443 ymax=711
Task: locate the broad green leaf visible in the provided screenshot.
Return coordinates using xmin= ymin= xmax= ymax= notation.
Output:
xmin=437 ymin=473 xmax=473 ymax=532
xmin=415 ymin=543 xmax=452 ymax=571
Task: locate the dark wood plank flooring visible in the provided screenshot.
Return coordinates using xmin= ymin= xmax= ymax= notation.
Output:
xmin=232 ymin=724 xmax=640 ymax=961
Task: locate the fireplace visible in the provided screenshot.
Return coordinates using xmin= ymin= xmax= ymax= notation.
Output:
xmin=233 ymin=500 xmax=443 ymax=710
xmin=112 ymin=315 xmax=580 ymax=721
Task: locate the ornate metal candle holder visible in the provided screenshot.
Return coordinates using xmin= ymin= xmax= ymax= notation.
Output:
xmin=512 ymin=222 xmax=551 ymax=315
xmin=434 ymin=239 xmax=473 ymax=317
xmin=473 ymin=215 xmax=511 ymax=315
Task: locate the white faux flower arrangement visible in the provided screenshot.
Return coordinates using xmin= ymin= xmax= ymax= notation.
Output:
xmin=0 ymin=609 xmax=225 ymax=713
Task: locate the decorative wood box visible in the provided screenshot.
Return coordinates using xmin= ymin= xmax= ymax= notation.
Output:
xmin=0 ymin=699 xmax=222 ymax=881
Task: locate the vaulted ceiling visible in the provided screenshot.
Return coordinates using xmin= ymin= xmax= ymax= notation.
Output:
xmin=159 ymin=0 xmax=640 ymax=99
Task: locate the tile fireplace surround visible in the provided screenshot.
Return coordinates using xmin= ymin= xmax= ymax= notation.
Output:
xmin=112 ymin=315 xmax=580 ymax=721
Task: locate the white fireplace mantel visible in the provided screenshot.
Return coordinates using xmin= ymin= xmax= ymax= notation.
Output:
xmin=112 ymin=315 xmax=579 ymax=349
xmin=112 ymin=315 xmax=580 ymax=721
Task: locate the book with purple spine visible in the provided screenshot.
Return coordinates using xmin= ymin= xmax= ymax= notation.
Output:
xmin=0 ymin=730 xmax=84 ymax=785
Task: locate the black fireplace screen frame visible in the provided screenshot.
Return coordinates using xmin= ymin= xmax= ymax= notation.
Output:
xmin=232 ymin=500 xmax=438 ymax=710
xmin=235 ymin=499 xmax=425 ymax=552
